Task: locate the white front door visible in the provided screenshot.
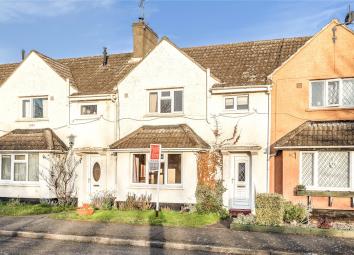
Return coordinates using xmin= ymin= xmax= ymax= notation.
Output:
xmin=232 ymin=155 xmax=251 ymax=209
xmin=88 ymin=155 xmax=104 ymax=196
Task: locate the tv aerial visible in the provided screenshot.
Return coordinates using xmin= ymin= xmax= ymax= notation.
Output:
xmin=139 ymin=0 xmax=145 ymax=21
xmin=332 ymin=4 xmax=354 ymax=43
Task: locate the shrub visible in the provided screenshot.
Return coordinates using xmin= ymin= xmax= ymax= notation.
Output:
xmin=195 ymin=180 xmax=226 ymax=216
xmin=91 ymin=191 xmax=116 ymax=210
xmin=233 ymin=213 xmax=255 ymax=225
xmin=255 ymin=193 xmax=284 ymax=226
xmin=283 ymin=201 xmax=308 ymax=224
xmin=118 ymin=193 xmax=152 ymax=211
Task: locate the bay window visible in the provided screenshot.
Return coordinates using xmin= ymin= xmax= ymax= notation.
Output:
xmin=21 ymin=97 xmax=48 ymax=119
xmin=132 ymin=153 xmax=182 ymax=185
xmin=0 ymin=154 xmax=39 ymax=182
xmin=300 ymin=151 xmax=353 ymax=190
xmin=310 ymin=78 xmax=354 ymax=108
xmin=148 ymin=89 xmax=183 ymax=114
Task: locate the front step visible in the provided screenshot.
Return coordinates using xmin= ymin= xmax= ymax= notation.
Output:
xmin=229 ymin=209 xmax=251 ymax=217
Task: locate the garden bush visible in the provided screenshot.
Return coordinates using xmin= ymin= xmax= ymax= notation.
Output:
xmin=233 ymin=213 xmax=255 ymax=225
xmin=91 ymin=191 xmax=116 ymax=210
xmin=118 ymin=193 xmax=152 ymax=210
xmin=195 ymin=180 xmax=227 ymax=217
xmin=283 ymin=201 xmax=308 ymax=224
xmin=255 ymin=193 xmax=284 ymax=226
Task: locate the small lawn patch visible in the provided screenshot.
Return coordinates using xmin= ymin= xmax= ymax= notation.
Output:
xmin=52 ymin=209 xmax=221 ymax=228
xmin=0 ymin=201 xmax=71 ymax=216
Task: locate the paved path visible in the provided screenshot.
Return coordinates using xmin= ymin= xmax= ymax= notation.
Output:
xmin=0 ymin=236 xmax=221 ymax=255
xmin=0 ymin=215 xmax=353 ymax=254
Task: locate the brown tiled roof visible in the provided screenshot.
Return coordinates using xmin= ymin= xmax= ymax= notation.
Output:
xmin=183 ymin=37 xmax=311 ymax=87
xmin=0 ymin=36 xmax=310 ymax=94
xmin=274 ymin=120 xmax=354 ymax=149
xmin=0 ymin=128 xmax=68 ymax=151
xmin=110 ymin=124 xmax=210 ymax=149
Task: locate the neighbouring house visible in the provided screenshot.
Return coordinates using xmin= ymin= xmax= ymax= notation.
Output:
xmin=0 ymin=19 xmax=351 ymax=213
xmin=269 ymin=20 xmax=354 ymax=210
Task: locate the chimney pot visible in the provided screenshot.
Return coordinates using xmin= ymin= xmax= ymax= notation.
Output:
xmin=21 ymin=49 xmax=26 ymax=61
xmin=103 ymin=47 xmax=108 ymax=66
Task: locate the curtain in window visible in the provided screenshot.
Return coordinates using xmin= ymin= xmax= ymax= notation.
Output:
xmin=149 ymin=93 xmax=158 ymax=113
xmin=225 ymin=98 xmax=234 ymax=109
xmin=167 ymin=154 xmax=181 ymax=184
xmin=14 ymin=162 xmax=26 ymax=181
xmin=22 ymin=100 xmax=30 ymax=118
xmin=33 ymin=98 xmax=43 ymax=118
xmin=133 ymin=154 xmax=146 ymax=183
xmin=311 ymin=81 xmax=324 ymax=107
xmin=28 ymin=153 xmax=39 ymax=181
xmin=327 ymin=81 xmax=339 ymax=105
xmin=343 ymin=79 xmax=354 ymax=106
xmin=318 ymin=152 xmax=349 ymax=188
xmin=174 ymin=91 xmax=183 ymax=112
xmin=301 ymin=153 xmax=314 ymax=186
xmin=1 ymin=155 xmax=11 ymax=180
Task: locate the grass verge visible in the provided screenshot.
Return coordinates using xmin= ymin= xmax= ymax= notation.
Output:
xmin=52 ymin=209 xmax=221 ymax=228
xmin=0 ymin=202 xmax=71 ymax=216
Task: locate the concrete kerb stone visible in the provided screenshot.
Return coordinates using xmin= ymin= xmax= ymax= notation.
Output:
xmin=0 ymin=229 xmax=299 ymax=255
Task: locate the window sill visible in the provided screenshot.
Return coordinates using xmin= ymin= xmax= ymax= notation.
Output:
xmin=144 ymin=113 xmax=185 ymax=118
xmin=222 ymin=110 xmax=250 ymax=114
xmin=129 ymin=184 xmax=184 ymax=190
xmin=296 ymin=190 xmax=354 ymax=197
xmin=306 ymin=106 xmax=354 ymax=112
xmin=0 ymin=182 xmax=40 ymax=187
xmin=16 ymin=118 xmax=49 ymax=122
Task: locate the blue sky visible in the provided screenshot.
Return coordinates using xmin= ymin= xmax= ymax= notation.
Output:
xmin=0 ymin=0 xmax=352 ymax=64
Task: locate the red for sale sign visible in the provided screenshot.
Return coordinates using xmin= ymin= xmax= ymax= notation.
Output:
xmin=150 ymin=144 xmax=161 ymax=160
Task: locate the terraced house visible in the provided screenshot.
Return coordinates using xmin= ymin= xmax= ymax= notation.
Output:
xmin=0 ymin=19 xmax=352 ymax=213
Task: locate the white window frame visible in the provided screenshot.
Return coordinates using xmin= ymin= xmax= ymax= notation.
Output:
xmin=300 ymin=151 xmax=354 ymax=191
xmin=147 ymin=89 xmax=184 ymax=114
xmin=0 ymin=154 xmax=39 ymax=184
xmin=224 ymin=94 xmax=249 ymax=111
xmin=20 ymin=96 xmax=49 ymax=120
xmin=309 ymin=78 xmax=354 ymax=109
xmin=80 ymin=104 xmax=98 ymax=116
xmin=130 ymin=152 xmax=183 ymax=187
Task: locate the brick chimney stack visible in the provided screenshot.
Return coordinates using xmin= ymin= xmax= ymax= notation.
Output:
xmin=132 ymin=20 xmax=158 ymax=59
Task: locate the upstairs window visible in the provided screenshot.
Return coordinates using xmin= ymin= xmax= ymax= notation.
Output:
xmin=310 ymin=79 xmax=354 ymax=108
xmin=148 ymin=89 xmax=183 ymax=114
xmin=81 ymin=105 xmax=97 ymax=115
xmin=21 ymin=97 xmax=48 ymax=119
xmin=224 ymin=95 xmax=249 ymax=111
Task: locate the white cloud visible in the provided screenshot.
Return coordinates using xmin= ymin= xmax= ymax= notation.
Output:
xmin=0 ymin=0 xmax=115 ymax=23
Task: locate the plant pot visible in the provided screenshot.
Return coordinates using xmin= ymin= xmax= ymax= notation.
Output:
xmin=76 ymin=207 xmax=94 ymax=216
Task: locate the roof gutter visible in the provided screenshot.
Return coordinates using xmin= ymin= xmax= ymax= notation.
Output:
xmin=210 ymin=85 xmax=272 ymax=94
xmin=109 ymin=148 xmax=208 ymax=153
xmin=69 ymin=94 xmax=115 ymax=101
xmin=274 ymin=145 xmax=354 ymax=150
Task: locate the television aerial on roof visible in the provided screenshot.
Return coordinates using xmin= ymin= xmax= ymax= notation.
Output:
xmin=139 ymin=0 xmax=145 ymax=21
xmin=332 ymin=4 xmax=354 ymax=43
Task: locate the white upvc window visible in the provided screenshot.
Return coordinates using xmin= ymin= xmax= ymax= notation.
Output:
xmin=300 ymin=151 xmax=354 ymax=191
xmin=148 ymin=89 xmax=183 ymax=114
xmin=0 ymin=154 xmax=39 ymax=183
xmin=310 ymin=78 xmax=354 ymax=108
xmin=80 ymin=104 xmax=97 ymax=115
xmin=132 ymin=153 xmax=182 ymax=185
xmin=21 ymin=96 xmax=48 ymax=119
xmin=224 ymin=95 xmax=249 ymax=111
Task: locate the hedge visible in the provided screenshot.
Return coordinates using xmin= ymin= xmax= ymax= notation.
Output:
xmin=255 ymin=193 xmax=284 ymax=226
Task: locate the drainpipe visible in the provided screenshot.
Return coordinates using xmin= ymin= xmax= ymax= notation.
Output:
xmin=205 ymin=68 xmax=210 ymax=124
xmin=67 ymin=78 xmax=71 ymax=126
xmin=266 ymin=85 xmax=272 ymax=192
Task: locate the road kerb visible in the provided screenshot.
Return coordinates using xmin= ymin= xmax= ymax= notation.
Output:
xmin=0 ymin=229 xmax=298 ymax=255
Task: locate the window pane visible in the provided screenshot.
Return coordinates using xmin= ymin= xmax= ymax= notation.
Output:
xmin=28 ymin=153 xmax=39 ymax=181
xmin=343 ymin=79 xmax=354 ymax=106
xmin=311 ymin=81 xmax=324 ymax=107
xmin=327 ymin=81 xmax=339 ymax=105
xmin=14 ymin=163 xmax=26 ymax=181
xmin=15 ymin=155 xmax=25 ymax=160
xmin=132 ymin=154 xmax=146 ymax=183
xmin=1 ymin=155 xmax=11 ymax=180
xmin=167 ymin=154 xmax=181 ymax=184
xmin=161 ymin=91 xmax=170 ymax=97
xmin=160 ymin=99 xmax=171 ymax=113
xmin=238 ymin=163 xmax=246 ymax=182
xmin=174 ymin=91 xmax=183 ymax=112
xmin=81 ymin=105 xmax=97 ymax=115
xmin=149 ymin=92 xmax=158 ymax=113
xmin=225 ymin=98 xmax=234 ymax=109
xmin=33 ymin=98 xmax=47 ymax=118
xmin=149 ymin=162 xmax=165 ymax=184
xmin=22 ymin=100 xmax=30 ymax=118
xmin=237 ymin=96 xmax=249 ymax=110
xmin=301 ymin=153 xmax=314 ymax=186
xmin=318 ymin=152 xmax=349 ymax=188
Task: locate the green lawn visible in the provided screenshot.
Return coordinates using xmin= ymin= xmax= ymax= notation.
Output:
xmin=0 ymin=202 xmax=70 ymax=216
xmin=52 ymin=209 xmax=221 ymax=228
